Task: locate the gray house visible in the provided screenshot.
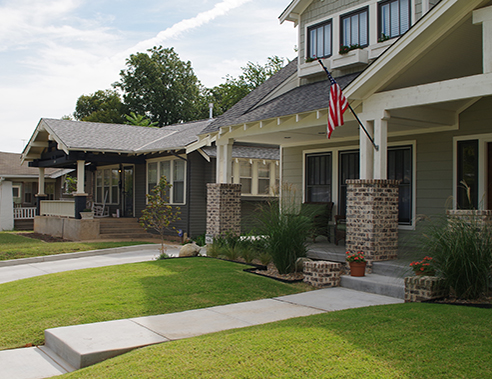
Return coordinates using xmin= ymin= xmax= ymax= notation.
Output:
xmin=21 ymin=118 xmax=279 ymax=240
xmin=196 ymin=0 xmax=492 ymax=261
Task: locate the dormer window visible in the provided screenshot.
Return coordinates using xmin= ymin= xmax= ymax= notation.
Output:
xmin=378 ymin=0 xmax=411 ymax=40
xmin=340 ymin=7 xmax=369 ymax=48
xmin=307 ymin=20 xmax=332 ymax=59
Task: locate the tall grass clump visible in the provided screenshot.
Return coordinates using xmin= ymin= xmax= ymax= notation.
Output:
xmin=420 ymin=216 xmax=492 ymax=299
xmin=256 ymin=185 xmax=312 ymax=274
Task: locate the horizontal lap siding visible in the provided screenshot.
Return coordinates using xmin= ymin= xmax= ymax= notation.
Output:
xmin=188 ymin=152 xmax=211 ymax=238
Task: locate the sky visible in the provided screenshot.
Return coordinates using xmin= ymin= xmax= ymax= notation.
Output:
xmin=0 ymin=0 xmax=298 ymax=153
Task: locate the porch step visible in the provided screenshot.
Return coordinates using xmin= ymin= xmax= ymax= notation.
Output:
xmin=340 ymin=274 xmax=405 ymax=299
xmin=372 ymin=260 xmax=413 ymax=278
xmin=98 ymin=218 xmax=152 ymax=239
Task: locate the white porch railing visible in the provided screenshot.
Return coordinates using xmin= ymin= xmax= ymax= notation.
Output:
xmin=13 ymin=207 xmax=37 ymax=220
xmin=40 ymin=200 xmax=75 ymax=218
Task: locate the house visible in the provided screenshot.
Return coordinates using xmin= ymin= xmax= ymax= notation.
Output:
xmin=196 ymin=0 xmax=492 ymax=261
xmin=21 ymin=118 xmax=279 ymax=240
xmin=0 ymin=151 xmax=69 ymax=231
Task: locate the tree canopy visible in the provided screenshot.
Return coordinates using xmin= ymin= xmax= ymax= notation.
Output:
xmin=73 ymin=89 xmax=125 ymax=124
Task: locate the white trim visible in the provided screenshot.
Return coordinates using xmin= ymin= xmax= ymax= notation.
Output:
xmin=231 ymin=158 xmax=278 ymax=197
xmin=146 ymin=155 xmax=187 ymax=205
xmin=453 ymin=133 xmax=492 ymax=210
xmin=94 ymin=165 xmax=120 ymax=205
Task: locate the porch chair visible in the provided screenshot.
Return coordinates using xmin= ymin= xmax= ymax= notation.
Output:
xmin=92 ymin=191 xmax=109 ymax=218
xmin=334 ymin=215 xmax=346 ymax=245
xmin=302 ymin=202 xmax=334 ymax=243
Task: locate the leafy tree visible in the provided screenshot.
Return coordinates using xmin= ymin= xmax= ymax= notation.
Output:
xmin=139 ymin=176 xmax=181 ymax=254
xmin=125 ymin=112 xmax=158 ymax=127
xmin=115 ymin=46 xmax=207 ymax=127
xmin=209 ymin=56 xmax=286 ymax=116
xmin=74 ymin=89 xmax=125 ymax=124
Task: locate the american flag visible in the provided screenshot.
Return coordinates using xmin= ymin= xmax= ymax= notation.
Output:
xmin=327 ymin=75 xmax=348 ymax=138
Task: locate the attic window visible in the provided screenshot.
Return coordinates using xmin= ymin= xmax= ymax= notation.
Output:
xmin=378 ymin=0 xmax=410 ymax=40
xmin=340 ymin=7 xmax=369 ymax=48
xmin=307 ymin=20 xmax=332 ymax=59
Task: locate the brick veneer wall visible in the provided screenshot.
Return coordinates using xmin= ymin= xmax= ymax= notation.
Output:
xmin=446 ymin=209 xmax=492 ymax=225
xmin=303 ymin=261 xmax=342 ymax=288
xmin=404 ymin=276 xmax=448 ymax=302
xmin=346 ymin=179 xmax=399 ymax=261
xmin=206 ymin=183 xmax=241 ymax=237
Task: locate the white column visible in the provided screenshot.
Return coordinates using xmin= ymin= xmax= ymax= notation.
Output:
xmin=473 ymin=6 xmax=492 ymax=74
xmin=76 ymin=160 xmax=86 ymax=194
xmin=359 ymin=119 xmax=374 ymax=180
xmin=38 ymin=167 xmax=45 ymax=195
xmin=373 ymin=112 xmax=389 ymax=180
xmin=216 ymin=138 xmax=233 ymax=183
xmin=232 ymin=159 xmax=240 ymax=184
xmin=269 ymin=161 xmax=276 ymax=196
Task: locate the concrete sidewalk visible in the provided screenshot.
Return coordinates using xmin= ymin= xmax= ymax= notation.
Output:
xmin=0 ymin=245 xmax=404 ymax=379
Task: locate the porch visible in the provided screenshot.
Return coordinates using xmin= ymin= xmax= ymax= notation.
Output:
xmin=13 ymin=206 xmax=37 ymax=230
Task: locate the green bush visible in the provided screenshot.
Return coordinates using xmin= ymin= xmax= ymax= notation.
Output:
xmin=256 ymin=201 xmax=312 ymax=274
xmin=420 ymin=216 xmax=492 ymax=299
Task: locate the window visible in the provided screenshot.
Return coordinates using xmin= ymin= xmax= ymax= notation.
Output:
xmin=12 ymin=185 xmax=20 ymax=199
xmin=457 ymin=140 xmax=479 ymax=209
xmin=378 ymin=0 xmax=410 ymax=40
xmin=307 ymin=20 xmax=332 ymax=59
xmin=95 ymin=168 xmax=120 ymax=204
xmin=147 ymin=157 xmax=186 ymax=204
xmin=232 ymin=159 xmax=277 ymax=196
xmin=341 ymin=8 xmax=369 ymax=48
xmin=239 ymin=161 xmax=252 ymax=194
xmin=388 ymin=146 xmax=413 ymax=224
xmin=258 ymin=162 xmax=271 ymax=195
xmin=306 ymin=153 xmax=332 ymax=203
xmin=338 ymin=151 xmax=360 ymax=216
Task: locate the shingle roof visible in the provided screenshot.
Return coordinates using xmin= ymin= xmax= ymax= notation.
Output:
xmin=201 ymin=58 xmax=361 ymax=133
xmin=202 ymin=145 xmax=279 ymax=160
xmin=41 ymin=118 xmax=213 ymax=153
xmin=0 ymin=152 xmax=66 ymax=177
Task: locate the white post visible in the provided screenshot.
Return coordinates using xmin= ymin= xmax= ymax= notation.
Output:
xmin=38 ymin=167 xmax=46 ymax=195
xmin=473 ymin=6 xmax=492 ymax=74
xmin=373 ymin=112 xmax=389 ymax=180
xmin=359 ymin=119 xmax=374 ymax=180
xmin=216 ymin=138 xmax=233 ymax=183
xmin=76 ymin=160 xmax=86 ymax=194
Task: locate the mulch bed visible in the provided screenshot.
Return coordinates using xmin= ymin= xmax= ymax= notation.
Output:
xmin=18 ymin=233 xmax=69 ymax=243
xmin=424 ymin=290 xmax=492 ymax=308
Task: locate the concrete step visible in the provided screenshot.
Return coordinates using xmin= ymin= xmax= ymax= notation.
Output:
xmin=340 ymin=274 xmax=405 ymax=299
xmin=37 ymin=345 xmax=76 ymax=373
xmin=372 ymin=260 xmax=413 ymax=278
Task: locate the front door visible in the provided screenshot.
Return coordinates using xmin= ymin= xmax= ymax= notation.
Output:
xmin=122 ymin=166 xmax=134 ymax=217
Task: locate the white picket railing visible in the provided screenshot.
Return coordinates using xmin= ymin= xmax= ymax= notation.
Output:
xmin=40 ymin=200 xmax=75 ymax=218
xmin=13 ymin=207 xmax=37 ymax=220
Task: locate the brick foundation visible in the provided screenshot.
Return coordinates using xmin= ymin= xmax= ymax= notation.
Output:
xmin=303 ymin=261 xmax=342 ymax=288
xmin=206 ymin=183 xmax=241 ymax=237
xmin=404 ymin=276 xmax=448 ymax=302
xmin=346 ymin=179 xmax=399 ymax=261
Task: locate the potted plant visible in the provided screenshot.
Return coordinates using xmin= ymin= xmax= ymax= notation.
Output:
xmin=80 ymin=208 xmax=94 ymax=220
xmin=346 ymin=251 xmax=367 ymax=277
xmin=409 ymin=256 xmax=435 ymax=276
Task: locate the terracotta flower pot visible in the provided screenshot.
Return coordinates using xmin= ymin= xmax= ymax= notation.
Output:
xmin=349 ymin=262 xmax=366 ymax=277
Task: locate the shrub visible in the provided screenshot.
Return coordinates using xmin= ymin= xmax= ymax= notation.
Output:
xmin=420 ymin=216 xmax=492 ymax=299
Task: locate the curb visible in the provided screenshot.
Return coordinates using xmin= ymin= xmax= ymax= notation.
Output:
xmin=0 ymin=244 xmax=167 ymax=268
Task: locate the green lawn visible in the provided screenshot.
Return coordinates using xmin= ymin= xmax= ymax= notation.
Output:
xmin=0 ymin=258 xmax=309 ymax=350
xmin=63 ymin=303 xmax=492 ymax=379
xmin=0 ymin=232 xmax=152 ymax=261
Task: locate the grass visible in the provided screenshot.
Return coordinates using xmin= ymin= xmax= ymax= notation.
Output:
xmin=0 ymin=257 xmax=309 ymax=350
xmin=63 ymin=303 xmax=492 ymax=379
xmin=0 ymin=232 xmax=152 ymax=261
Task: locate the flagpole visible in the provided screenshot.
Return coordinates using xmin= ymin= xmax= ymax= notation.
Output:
xmin=317 ymin=59 xmax=379 ymax=151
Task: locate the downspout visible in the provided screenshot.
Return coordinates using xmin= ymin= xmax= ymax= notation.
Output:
xmin=169 ymin=152 xmax=191 ymax=239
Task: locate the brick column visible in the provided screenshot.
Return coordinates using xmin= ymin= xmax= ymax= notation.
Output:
xmin=206 ymin=183 xmax=241 ymax=237
xmin=346 ymin=179 xmax=399 ymax=261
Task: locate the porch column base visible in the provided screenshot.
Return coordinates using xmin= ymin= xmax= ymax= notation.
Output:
xmin=206 ymin=183 xmax=241 ymax=237
xmin=35 ymin=194 xmax=48 ymax=216
xmin=73 ymin=193 xmax=88 ymax=220
xmin=346 ymin=179 xmax=399 ymax=261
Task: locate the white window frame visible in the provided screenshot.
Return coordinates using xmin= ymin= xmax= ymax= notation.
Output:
xmin=95 ymin=165 xmax=120 ymax=205
xmin=146 ymin=156 xmax=187 ymax=205
xmin=232 ymin=159 xmax=278 ymax=197
xmin=453 ymin=133 xmax=492 ymax=211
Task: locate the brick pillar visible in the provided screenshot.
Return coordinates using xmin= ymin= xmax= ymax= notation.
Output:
xmin=346 ymin=179 xmax=399 ymax=261
xmin=206 ymin=183 xmax=241 ymax=237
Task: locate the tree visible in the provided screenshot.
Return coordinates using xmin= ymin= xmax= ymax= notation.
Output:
xmin=74 ymin=89 xmax=125 ymax=124
xmin=115 ymin=46 xmax=207 ymax=127
xmin=209 ymin=56 xmax=286 ymax=116
xmin=125 ymin=112 xmax=158 ymax=127
xmin=139 ymin=176 xmax=181 ymax=254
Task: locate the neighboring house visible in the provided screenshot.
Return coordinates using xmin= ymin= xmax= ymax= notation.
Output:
xmin=196 ymin=0 xmax=492 ymax=260
xmin=21 ymin=119 xmax=279 ymax=240
xmin=0 ymin=152 xmax=69 ymax=231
